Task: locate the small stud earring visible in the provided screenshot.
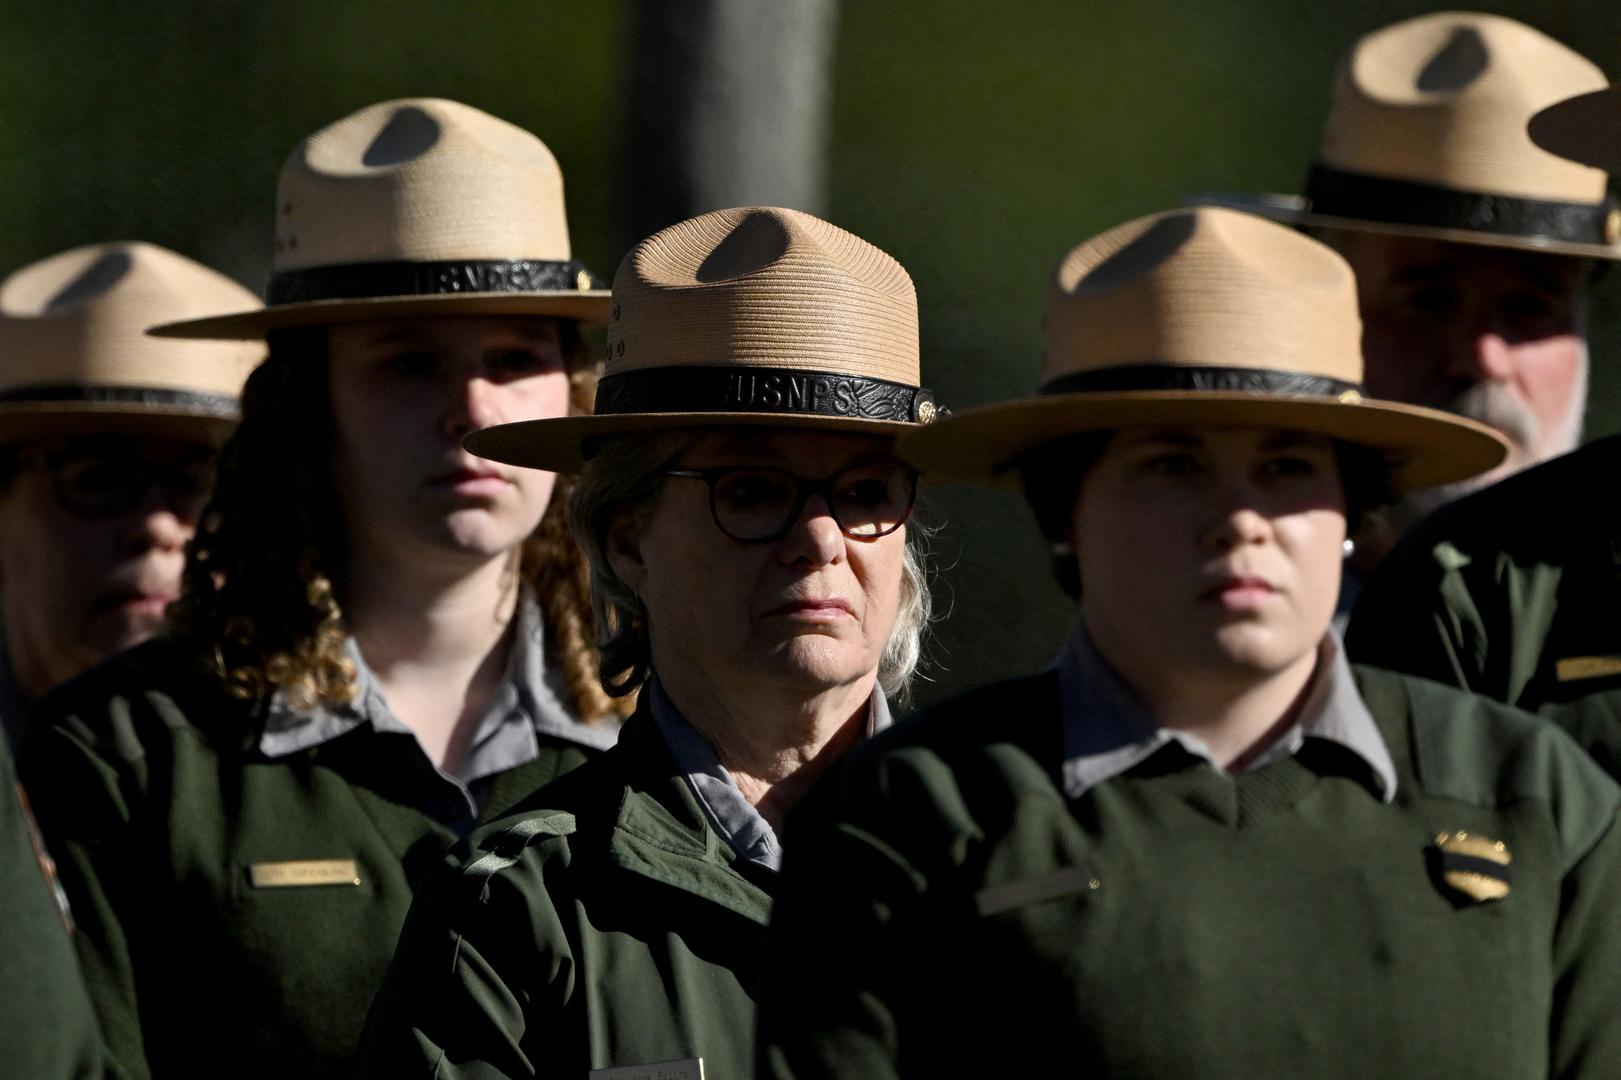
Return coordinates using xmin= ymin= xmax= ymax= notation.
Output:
xmin=1342 ymin=538 xmax=1356 ymax=559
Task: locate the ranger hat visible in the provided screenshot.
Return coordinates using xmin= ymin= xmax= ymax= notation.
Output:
xmin=0 ymin=242 xmax=263 ymax=444
xmin=1529 ymin=85 xmax=1621 ymax=174
xmin=898 ymin=207 xmax=1507 ymax=492
xmin=1202 ymin=12 xmax=1621 ymax=260
xmin=468 ymin=206 xmax=941 ymax=473
xmin=152 ymin=97 xmax=607 ymax=339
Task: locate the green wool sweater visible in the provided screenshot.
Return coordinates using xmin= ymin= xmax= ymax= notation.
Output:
xmin=757 ymin=666 xmax=1621 ymax=1079
xmin=18 ymin=639 xmax=602 ymax=1080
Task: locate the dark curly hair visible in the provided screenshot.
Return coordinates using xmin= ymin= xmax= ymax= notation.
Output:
xmin=167 ymin=321 xmax=630 ymax=723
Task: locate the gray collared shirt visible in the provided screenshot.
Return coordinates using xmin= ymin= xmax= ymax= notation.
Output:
xmin=1057 ymin=622 xmax=1396 ymax=803
xmin=258 ymin=594 xmax=618 ymax=821
xmin=647 ymin=676 xmax=893 ymax=873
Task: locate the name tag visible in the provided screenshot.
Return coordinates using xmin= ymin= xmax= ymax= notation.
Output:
xmin=589 ymin=1059 xmax=704 ymax=1080
xmin=1556 ymin=656 xmax=1621 ymax=683
xmin=248 ymin=859 xmax=361 ymax=888
xmin=975 ymin=864 xmax=1099 ymax=916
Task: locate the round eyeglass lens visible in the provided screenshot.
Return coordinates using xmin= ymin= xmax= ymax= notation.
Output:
xmin=831 ymin=463 xmax=915 ymax=536
xmin=710 ymin=469 xmax=801 ymax=541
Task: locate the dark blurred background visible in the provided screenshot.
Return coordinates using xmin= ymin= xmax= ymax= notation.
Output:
xmin=4 ymin=1 xmax=1617 ymax=708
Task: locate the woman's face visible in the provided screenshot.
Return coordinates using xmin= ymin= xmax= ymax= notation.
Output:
xmin=327 ymin=316 xmax=571 ymax=571
xmin=1072 ymin=425 xmax=1347 ymax=692
xmin=609 ymin=429 xmax=910 ymax=702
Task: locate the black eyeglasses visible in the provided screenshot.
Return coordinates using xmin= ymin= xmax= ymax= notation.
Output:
xmin=16 ymin=446 xmax=218 ymax=517
xmin=663 ymin=462 xmax=919 ymax=543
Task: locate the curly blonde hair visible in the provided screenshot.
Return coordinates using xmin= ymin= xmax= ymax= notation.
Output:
xmin=168 ymin=322 xmax=629 ymax=723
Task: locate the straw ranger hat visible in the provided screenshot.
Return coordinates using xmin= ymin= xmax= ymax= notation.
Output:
xmin=1530 ymin=85 xmax=1621 ymax=174
xmin=898 ymin=207 xmax=1507 ymax=491
xmin=152 ymin=98 xmax=607 ymax=339
xmin=469 ymin=206 xmax=941 ymax=473
xmin=0 ymin=242 xmax=263 ymax=444
xmin=1201 ymin=12 xmax=1621 ymax=260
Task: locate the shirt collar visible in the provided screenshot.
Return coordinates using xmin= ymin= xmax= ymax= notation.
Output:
xmin=258 ymin=592 xmax=619 ymax=777
xmin=1056 ymin=621 xmax=1395 ymax=804
xmin=646 ymin=676 xmax=893 ymax=873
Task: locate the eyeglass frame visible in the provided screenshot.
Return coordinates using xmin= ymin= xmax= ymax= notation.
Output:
xmin=7 ymin=442 xmax=219 ymax=518
xmin=662 ymin=462 xmax=920 ymax=543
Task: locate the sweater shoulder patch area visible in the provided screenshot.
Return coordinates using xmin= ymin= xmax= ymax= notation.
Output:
xmin=1362 ymin=666 xmax=1620 ymax=865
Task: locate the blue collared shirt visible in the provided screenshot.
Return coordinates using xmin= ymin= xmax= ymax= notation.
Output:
xmin=647 ymin=676 xmax=893 ymax=872
xmin=258 ymin=594 xmax=618 ymax=824
xmin=1056 ymin=621 xmax=1396 ymax=803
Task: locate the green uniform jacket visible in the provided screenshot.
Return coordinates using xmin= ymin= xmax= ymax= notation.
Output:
xmin=1347 ymin=436 xmax=1621 ymax=778
xmin=17 ymin=640 xmax=600 ymax=1080
xmin=359 ymin=708 xmax=771 ymax=1079
xmin=756 ymin=666 xmax=1621 ymax=1079
xmin=0 ymin=732 xmax=106 ymax=1079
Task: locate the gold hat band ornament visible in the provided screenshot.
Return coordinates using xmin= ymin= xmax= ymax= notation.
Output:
xmin=468 ymin=207 xmax=941 ymax=475
xmin=897 ymin=207 xmax=1508 ymax=492
xmin=1434 ymin=830 xmax=1512 ymax=902
xmin=1199 ymin=12 xmax=1621 ymax=260
xmin=151 ymin=97 xmax=608 ymax=340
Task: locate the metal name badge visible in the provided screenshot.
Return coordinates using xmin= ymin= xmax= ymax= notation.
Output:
xmin=1555 ymin=655 xmax=1621 ymax=683
xmin=975 ymin=864 xmax=1100 ymax=917
xmin=1433 ymin=831 xmax=1512 ymax=903
xmin=248 ymin=859 xmax=361 ymax=888
xmin=589 ymin=1058 xmax=705 ymax=1080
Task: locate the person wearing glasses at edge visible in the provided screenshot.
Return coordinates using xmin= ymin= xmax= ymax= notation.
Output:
xmin=18 ymin=99 xmax=630 ymax=1080
xmin=1349 ymin=88 xmax=1621 ymax=782
xmin=0 ymin=241 xmax=256 ymax=1078
xmin=755 ymin=208 xmax=1621 ymax=1079
xmin=357 ymin=206 xmax=939 ymax=1079
xmin=0 ymin=243 xmax=260 ymax=749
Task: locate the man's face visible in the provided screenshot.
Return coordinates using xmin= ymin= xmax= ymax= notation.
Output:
xmin=1332 ymin=230 xmax=1589 ymax=483
xmin=0 ymin=433 xmax=218 ymax=699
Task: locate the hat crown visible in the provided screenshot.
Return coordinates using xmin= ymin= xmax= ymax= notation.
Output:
xmin=0 ymin=242 xmax=263 ymax=399
xmin=1043 ymin=207 xmax=1362 ymax=387
xmin=1321 ymin=11 xmax=1607 ymax=201
xmin=607 ymin=206 xmax=920 ymax=386
xmin=275 ymin=97 xmax=574 ymax=270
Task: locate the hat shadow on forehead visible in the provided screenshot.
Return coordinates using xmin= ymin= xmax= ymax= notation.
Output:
xmin=361 ymin=106 xmax=441 ymax=167
xmin=696 ymin=210 xmax=792 ymax=283
xmin=1416 ymin=27 xmax=1487 ymax=92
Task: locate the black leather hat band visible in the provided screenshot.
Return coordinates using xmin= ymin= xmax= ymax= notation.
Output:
xmin=595 ymin=365 xmax=939 ymax=424
xmin=0 ymin=384 xmax=240 ymax=416
xmin=1041 ymin=364 xmax=1363 ymax=400
xmin=1304 ymin=163 xmax=1618 ymax=245
xmin=268 ymin=258 xmax=604 ymax=306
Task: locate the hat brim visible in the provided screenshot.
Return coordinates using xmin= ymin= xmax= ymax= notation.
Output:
xmin=467 ymin=411 xmax=921 ymax=474
xmin=896 ymin=390 xmax=1509 ymax=494
xmin=1529 ymin=87 xmax=1621 ymax=175
xmin=0 ymin=401 xmax=238 ymax=445
xmin=1196 ymin=192 xmax=1621 ymax=261
xmin=148 ymin=289 xmax=613 ymax=340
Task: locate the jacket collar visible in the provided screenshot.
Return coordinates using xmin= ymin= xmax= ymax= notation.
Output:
xmin=601 ymin=709 xmax=774 ymax=926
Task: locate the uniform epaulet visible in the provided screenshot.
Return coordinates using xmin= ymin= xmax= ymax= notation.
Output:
xmin=463 ymin=811 xmax=576 ymax=901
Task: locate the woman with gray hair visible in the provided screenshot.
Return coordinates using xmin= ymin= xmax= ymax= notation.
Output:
xmin=359 ymin=206 xmax=941 ymax=1079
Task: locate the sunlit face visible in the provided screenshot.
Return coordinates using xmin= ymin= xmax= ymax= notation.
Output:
xmin=1072 ymin=426 xmax=1347 ymax=694
xmin=0 ymin=434 xmax=217 ymax=698
xmin=326 ymin=316 xmax=572 ymax=573
xmin=1332 ymin=231 xmax=1588 ymax=482
xmin=609 ymin=430 xmax=909 ymax=701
